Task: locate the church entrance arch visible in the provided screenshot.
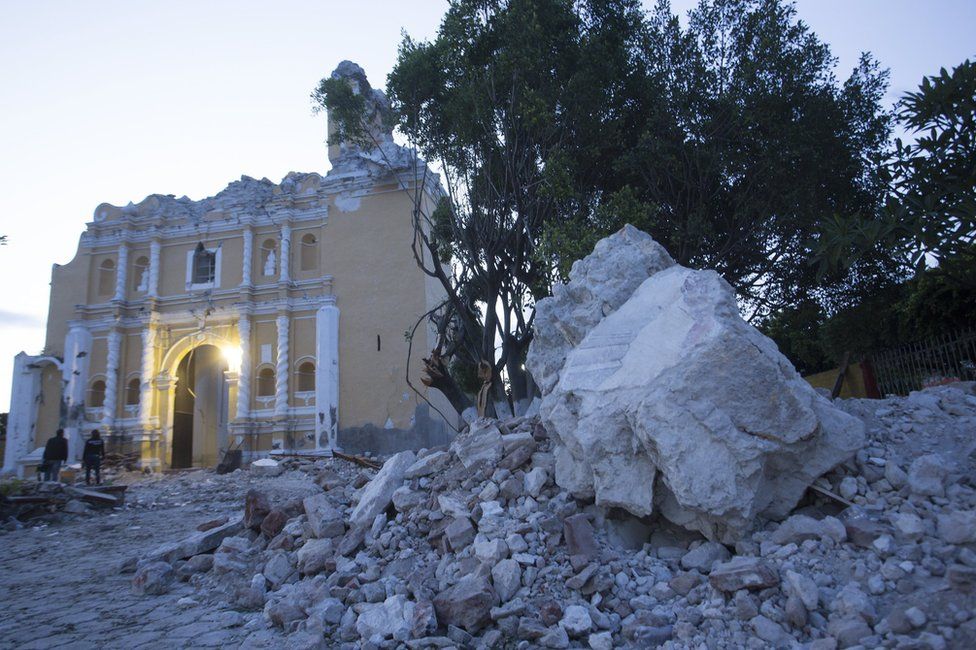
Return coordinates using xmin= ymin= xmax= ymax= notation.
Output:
xmin=160 ymin=332 xmax=236 ymax=468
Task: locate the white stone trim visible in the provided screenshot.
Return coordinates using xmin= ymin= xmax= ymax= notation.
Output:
xmin=315 ymin=304 xmax=339 ymax=450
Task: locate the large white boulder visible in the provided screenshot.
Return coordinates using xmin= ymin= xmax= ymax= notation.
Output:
xmin=527 ymin=226 xmax=864 ymax=543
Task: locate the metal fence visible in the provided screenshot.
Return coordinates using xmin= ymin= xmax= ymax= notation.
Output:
xmin=871 ymin=329 xmax=976 ymax=396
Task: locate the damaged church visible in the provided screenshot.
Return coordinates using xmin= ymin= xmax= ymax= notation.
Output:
xmin=2 ymin=62 xmax=454 ymax=475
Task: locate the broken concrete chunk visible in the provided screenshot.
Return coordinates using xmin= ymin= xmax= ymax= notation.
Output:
xmin=563 ymin=514 xmax=598 ymax=560
xmin=260 ymin=509 xmax=288 ymax=539
xmin=131 ymin=561 xmax=173 ymax=596
xmin=250 ymin=457 xmax=283 ymax=477
xmin=349 ymin=450 xmax=415 ymax=528
xmin=244 ymin=489 xmax=271 ymax=530
xmin=405 ymin=450 xmax=450 ymax=479
xmin=451 ymin=419 xmax=504 ymax=469
xmin=708 ymin=557 xmax=779 ymax=592
xmin=303 ymin=493 xmax=345 ymax=538
xmin=445 ymin=517 xmax=476 ymax=552
xmin=908 ymin=454 xmax=948 ymax=497
xmin=680 ymin=541 xmax=731 ymax=573
xmin=144 ymin=518 xmax=244 ymax=564
xmin=770 ymin=514 xmax=846 ymax=545
xmin=433 ymin=575 xmax=497 ymax=633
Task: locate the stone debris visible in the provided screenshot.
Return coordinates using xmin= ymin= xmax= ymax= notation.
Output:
xmin=3 ymin=233 xmax=976 ymax=649
xmin=526 ymin=226 xmax=865 ymax=543
xmin=47 ymin=376 xmax=963 ymax=649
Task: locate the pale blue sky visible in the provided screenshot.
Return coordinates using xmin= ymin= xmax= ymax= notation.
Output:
xmin=0 ymin=0 xmax=973 ymax=410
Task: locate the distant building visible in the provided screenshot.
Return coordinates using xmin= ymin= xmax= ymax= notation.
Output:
xmin=3 ymin=62 xmax=454 ymax=475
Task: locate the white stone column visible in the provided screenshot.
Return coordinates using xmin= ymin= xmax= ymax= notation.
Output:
xmin=241 ymin=226 xmax=253 ymax=287
xmin=275 ymin=313 xmax=290 ymax=417
xmin=279 ymin=224 xmax=292 ymax=284
xmin=315 ymin=304 xmax=340 ymax=450
xmin=62 ymin=324 xmax=92 ymax=461
xmin=139 ymin=321 xmax=156 ymax=428
xmin=236 ymin=314 xmax=252 ymax=420
xmin=113 ymin=243 xmax=129 ymax=302
xmin=3 ymin=353 xmax=37 ymax=474
xmin=148 ymin=238 xmax=161 ymax=298
xmin=102 ymin=328 xmax=122 ymax=429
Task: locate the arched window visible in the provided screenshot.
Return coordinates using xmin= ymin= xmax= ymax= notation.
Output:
xmin=296 ymin=361 xmax=315 ymax=392
xmin=88 ymin=380 xmax=106 ymax=408
xmin=257 ymin=367 xmax=276 ymax=397
xmin=260 ymin=239 xmax=277 ymax=277
xmin=133 ymin=256 xmax=149 ymax=292
xmin=125 ymin=377 xmax=141 ymax=405
xmin=300 ymin=233 xmax=318 ymax=271
xmin=192 ymin=243 xmax=216 ymax=284
xmin=98 ymin=259 xmax=115 ymax=297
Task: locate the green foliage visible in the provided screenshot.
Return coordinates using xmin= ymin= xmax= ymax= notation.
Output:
xmin=762 ymin=255 xmax=976 ymax=373
xmin=894 ymin=59 xmax=976 ymax=269
xmin=0 ymin=477 xmax=25 ymax=498
xmin=311 ymin=76 xmax=370 ymax=147
xmin=816 ymin=58 xmax=976 ymax=284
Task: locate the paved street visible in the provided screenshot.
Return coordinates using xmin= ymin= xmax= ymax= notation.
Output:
xmin=0 ymin=470 xmax=313 ymax=649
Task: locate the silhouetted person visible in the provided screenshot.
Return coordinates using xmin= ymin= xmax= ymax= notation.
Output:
xmin=42 ymin=429 xmax=68 ymax=482
xmin=82 ymin=429 xmax=106 ymax=486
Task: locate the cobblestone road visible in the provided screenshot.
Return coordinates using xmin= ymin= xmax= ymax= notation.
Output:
xmin=0 ymin=470 xmax=315 ymax=649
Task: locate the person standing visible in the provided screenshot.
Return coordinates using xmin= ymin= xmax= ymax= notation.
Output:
xmin=82 ymin=429 xmax=106 ymax=486
xmin=42 ymin=429 xmax=68 ymax=482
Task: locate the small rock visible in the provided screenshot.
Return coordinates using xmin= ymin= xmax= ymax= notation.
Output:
xmin=708 ymin=557 xmax=779 ymax=592
xmin=131 ymin=561 xmax=174 ymax=596
xmin=491 ymin=559 xmax=521 ymax=603
xmin=907 ymin=454 xmax=948 ymax=497
xmin=432 ymin=575 xmax=497 ymax=633
xmin=560 ymin=605 xmax=592 ymax=637
xmin=937 ymin=510 xmax=976 ymax=544
xmin=680 ymin=542 xmax=730 ymax=572
xmin=838 ymin=477 xmax=859 ymax=500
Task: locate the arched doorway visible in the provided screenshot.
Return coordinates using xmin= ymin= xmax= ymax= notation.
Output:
xmin=172 ymin=344 xmax=229 ymax=468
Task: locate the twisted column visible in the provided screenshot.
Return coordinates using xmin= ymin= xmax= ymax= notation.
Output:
xmin=241 ymin=226 xmax=253 ymax=287
xmin=237 ymin=315 xmax=252 ymax=419
xmin=102 ymin=327 xmax=122 ymax=428
xmin=279 ymin=224 xmax=291 ymax=284
xmin=113 ymin=243 xmax=129 ymax=302
xmin=275 ymin=313 xmax=289 ymax=417
xmin=148 ymin=238 xmax=161 ymax=298
xmin=139 ymin=321 xmax=156 ymax=427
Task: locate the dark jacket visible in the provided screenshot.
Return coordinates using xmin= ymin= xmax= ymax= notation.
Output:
xmin=43 ymin=436 xmax=68 ymax=462
xmin=82 ymin=438 xmax=105 ymax=460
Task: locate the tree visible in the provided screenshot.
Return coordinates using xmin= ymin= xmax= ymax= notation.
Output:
xmin=816 ymin=58 xmax=976 ymax=288
xmin=318 ymin=0 xmax=652 ymax=416
xmin=316 ymin=0 xmax=899 ymax=414
xmin=554 ymin=0 xmax=898 ymax=319
xmin=893 ymin=59 xmax=976 ymax=275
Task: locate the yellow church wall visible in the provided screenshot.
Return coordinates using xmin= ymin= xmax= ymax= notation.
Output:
xmin=322 ymin=186 xmax=438 ymax=430
xmin=45 ymin=244 xmax=89 ymax=359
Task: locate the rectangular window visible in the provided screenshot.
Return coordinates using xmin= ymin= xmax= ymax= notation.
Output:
xmin=193 ymin=249 xmax=216 ymax=284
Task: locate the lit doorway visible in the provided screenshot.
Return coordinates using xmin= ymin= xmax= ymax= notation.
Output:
xmin=172 ymin=345 xmax=229 ymax=468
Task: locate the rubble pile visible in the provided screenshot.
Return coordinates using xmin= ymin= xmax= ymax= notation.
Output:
xmin=122 ymin=383 xmax=976 ymax=649
xmin=107 ymin=229 xmax=976 ymax=647
xmin=0 ymin=480 xmax=124 ymax=525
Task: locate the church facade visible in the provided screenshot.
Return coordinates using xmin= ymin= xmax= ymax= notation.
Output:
xmin=2 ymin=62 xmax=453 ymax=474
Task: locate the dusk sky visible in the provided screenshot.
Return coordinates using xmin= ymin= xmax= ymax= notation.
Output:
xmin=0 ymin=0 xmax=973 ymax=410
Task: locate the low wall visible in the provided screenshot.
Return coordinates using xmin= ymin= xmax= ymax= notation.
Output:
xmin=337 ymin=404 xmax=456 ymax=456
xmin=804 ymin=361 xmax=879 ymax=399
